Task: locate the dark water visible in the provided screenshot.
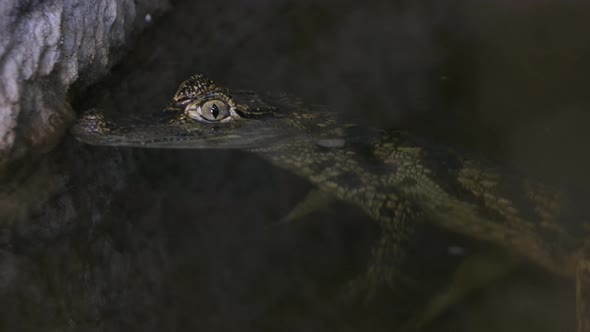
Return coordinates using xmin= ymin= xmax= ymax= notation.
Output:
xmin=5 ymin=0 xmax=590 ymax=331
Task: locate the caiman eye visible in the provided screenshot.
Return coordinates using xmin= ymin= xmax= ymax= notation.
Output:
xmin=187 ymin=99 xmax=231 ymax=122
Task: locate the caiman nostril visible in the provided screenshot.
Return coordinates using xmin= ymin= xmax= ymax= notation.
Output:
xmin=73 ymin=110 xmax=112 ymax=135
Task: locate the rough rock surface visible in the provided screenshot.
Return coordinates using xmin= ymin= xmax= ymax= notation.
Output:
xmin=0 ymin=1 xmax=588 ymax=331
xmin=0 ymin=0 xmax=169 ymax=172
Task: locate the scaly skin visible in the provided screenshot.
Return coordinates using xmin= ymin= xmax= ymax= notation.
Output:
xmin=72 ymin=74 xmax=590 ymax=329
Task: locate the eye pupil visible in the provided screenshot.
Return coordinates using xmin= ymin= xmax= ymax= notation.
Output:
xmin=210 ymin=104 xmax=220 ymax=119
xmin=186 ymin=99 xmax=231 ymax=122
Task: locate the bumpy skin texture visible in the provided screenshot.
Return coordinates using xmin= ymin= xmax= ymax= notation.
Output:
xmin=73 ymin=74 xmax=590 ymax=328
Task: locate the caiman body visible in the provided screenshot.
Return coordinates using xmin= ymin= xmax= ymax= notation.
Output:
xmin=72 ymin=74 xmax=590 ymax=330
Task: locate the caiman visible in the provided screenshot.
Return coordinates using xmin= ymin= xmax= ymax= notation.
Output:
xmin=72 ymin=73 xmax=590 ymax=331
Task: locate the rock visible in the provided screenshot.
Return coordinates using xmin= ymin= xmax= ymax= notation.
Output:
xmin=0 ymin=0 xmax=170 ymax=173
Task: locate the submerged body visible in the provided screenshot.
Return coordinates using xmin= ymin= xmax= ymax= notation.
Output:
xmin=72 ymin=74 xmax=590 ymax=330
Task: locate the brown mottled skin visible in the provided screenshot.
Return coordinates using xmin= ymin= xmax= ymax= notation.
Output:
xmin=72 ymin=74 xmax=590 ymax=330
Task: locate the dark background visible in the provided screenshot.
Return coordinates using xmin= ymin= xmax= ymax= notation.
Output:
xmin=4 ymin=0 xmax=590 ymax=331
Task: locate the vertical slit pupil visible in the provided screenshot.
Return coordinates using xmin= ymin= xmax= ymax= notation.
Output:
xmin=210 ymin=104 xmax=220 ymax=119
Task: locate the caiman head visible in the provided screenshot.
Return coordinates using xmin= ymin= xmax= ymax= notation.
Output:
xmin=72 ymin=74 xmax=337 ymax=149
